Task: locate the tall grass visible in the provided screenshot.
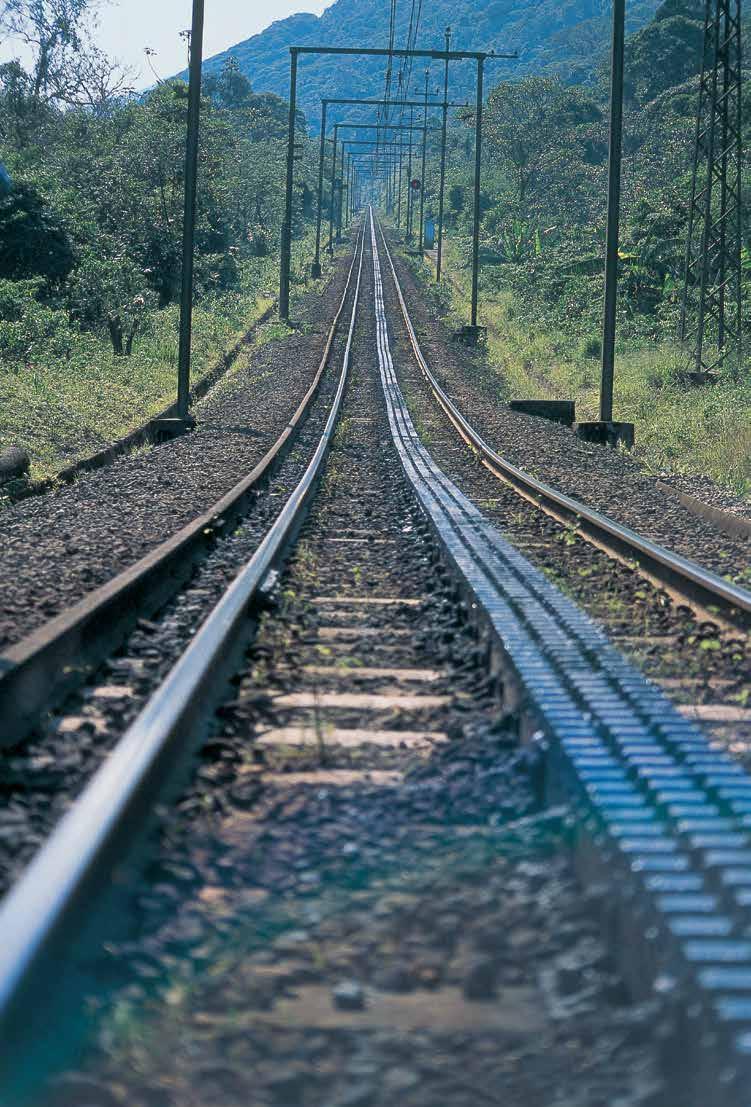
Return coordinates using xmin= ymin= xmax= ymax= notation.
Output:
xmin=0 ymin=230 xmax=333 ymax=480
xmin=418 ymin=244 xmax=751 ymax=498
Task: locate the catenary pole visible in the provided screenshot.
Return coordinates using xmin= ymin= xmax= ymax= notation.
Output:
xmin=599 ymin=0 xmax=625 ymax=422
xmin=470 ymin=55 xmax=484 ymax=328
xmin=406 ymin=106 xmax=414 ymax=240
xmin=436 ymin=26 xmax=451 ymax=282
xmin=312 ymin=100 xmax=328 ymax=277
xmin=176 ymin=0 xmax=205 ymax=418
xmin=397 ymin=135 xmax=403 ymax=228
xmin=328 ymin=123 xmax=338 ymax=254
xmin=279 ymin=48 xmax=298 ymax=321
xmin=419 ymin=70 xmax=429 ymax=250
xmin=336 ymin=139 xmax=345 ymax=240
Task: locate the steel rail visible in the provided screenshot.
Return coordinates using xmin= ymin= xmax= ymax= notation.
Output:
xmin=0 ymin=244 xmax=360 ymax=749
xmin=0 ymin=223 xmax=367 ymax=1073
xmin=367 ymin=208 xmax=751 ymax=1103
xmin=375 ymin=219 xmax=751 ymax=633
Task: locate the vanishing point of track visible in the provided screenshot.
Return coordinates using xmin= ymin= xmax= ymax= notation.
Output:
xmin=1 ymin=211 xmax=751 ymax=1105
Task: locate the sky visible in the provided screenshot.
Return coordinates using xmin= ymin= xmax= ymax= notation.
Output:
xmin=1 ymin=0 xmax=331 ymax=88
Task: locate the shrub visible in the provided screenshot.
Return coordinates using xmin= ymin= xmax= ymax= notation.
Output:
xmin=0 ymin=289 xmax=76 ymax=364
xmin=0 ymin=182 xmax=75 ymax=286
xmin=578 ymin=334 xmax=602 ymax=359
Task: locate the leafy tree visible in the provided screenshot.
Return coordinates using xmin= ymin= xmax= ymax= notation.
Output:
xmin=0 ymin=180 xmax=74 ymax=283
xmin=67 ymin=252 xmax=154 ymax=355
xmin=625 ymin=0 xmax=704 ymax=104
xmin=483 ymin=76 xmax=602 ymax=210
xmin=204 ymin=58 xmax=254 ymax=112
xmin=0 ymin=0 xmax=133 ymax=107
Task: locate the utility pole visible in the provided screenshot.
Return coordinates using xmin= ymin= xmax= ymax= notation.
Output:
xmin=469 ymin=56 xmax=484 ymax=331
xmin=176 ymin=0 xmax=205 ymax=421
xmin=406 ymin=106 xmax=414 ymax=241
xmin=436 ymin=26 xmax=451 ymax=282
xmin=328 ymin=122 xmax=338 ymax=255
xmin=336 ymin=139 xmax=345 ymax=241
xmin=575 ymin=0 xmax=634 ymax=447
xmin=397 ymin=135 xmax=403 ymax=229
xmin=419 ymin=70 xmax=429 ymax=252
xmin=312 ymin=100 xmax=328 ymax=278
xmin=599 ymin=0 xmax=624 ymax=425
xmin=279 ymin=47 xmax=298 ymax=321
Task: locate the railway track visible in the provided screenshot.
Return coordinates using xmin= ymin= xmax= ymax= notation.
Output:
xmin=1 ymin=210 xmax=750 ymax=1105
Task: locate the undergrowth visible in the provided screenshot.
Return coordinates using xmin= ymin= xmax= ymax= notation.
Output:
xmin=416 ymin=241 xmax=751 ymax=498
xmin=0 ymin=231 xmax=333 ymax=481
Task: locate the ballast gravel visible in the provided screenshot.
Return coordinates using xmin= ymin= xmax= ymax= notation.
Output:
xmin=0 ymin=256 xmax=351 ymax=651
xmin=40 ymin=231 xmax=666 ymax=1106
xmin=385 ymin=232 xmax=750 ymax=583
xmin=0 ymin=262 xmax=363 ymax=899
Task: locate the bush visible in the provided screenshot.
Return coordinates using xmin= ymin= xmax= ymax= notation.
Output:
xmin=0 ymin=182 xmax=75 ymax=286
xmin=67 ymin=253 xmax=155 ymax=355
xmin=578 ymin=334 xmax=602 ymax=359
xmin=0 ymin=288 xmax=76 ymax=364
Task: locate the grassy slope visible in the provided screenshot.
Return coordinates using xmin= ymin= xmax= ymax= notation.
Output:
xmin=0 ymin=233 xmax=329 ymax=481
xmin=423 ymin=241 xmax=751 ymax=498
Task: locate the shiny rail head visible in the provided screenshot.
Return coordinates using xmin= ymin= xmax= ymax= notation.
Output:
xmin=373 ymin=214 xmax=751 ymax=635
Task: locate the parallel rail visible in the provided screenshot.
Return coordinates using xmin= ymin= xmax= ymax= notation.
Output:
xmin=380 ymin=222 xmax=751 ymax=634
xmin=1 ymin=211 xmax=749 ymax=1105
xmin=0 ymin=225 xmax=367 ymax=1081
xmin=0 ymin=244 xmax=360 ymax=749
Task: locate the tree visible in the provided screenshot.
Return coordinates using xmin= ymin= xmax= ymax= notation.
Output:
xmin=0 ymin=0 xmax=133 ymax=108
xmin=0 ymin=180 xmax=74 ymax=284
xmin=67 ymin=252 xmax=153 ymax=355
xmin=483 ymin=77 xmax=602 ymax=210
xmin=204 ymin=58 xmax=253 ymax=112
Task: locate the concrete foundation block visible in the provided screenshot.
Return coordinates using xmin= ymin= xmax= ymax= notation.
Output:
xmin=0 ymin=446 xmax=30 ymax=485
xmin=454 ymin=324 xmax=487 ymax=347
xmin=575 ymin=420 xmax=635 ymax=449
xmin=149 ymin=416 xmax=196 ymax=443
xmin=509 ymin=399 xmax=576 ymax=427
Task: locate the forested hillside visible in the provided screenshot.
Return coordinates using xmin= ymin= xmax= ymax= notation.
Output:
xmin=1 ymin=0 xmax=749 ymax=490
xmin=199 ymin=0 xmax=662 ymax=124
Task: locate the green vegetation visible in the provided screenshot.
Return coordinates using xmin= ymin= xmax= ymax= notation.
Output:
xmin=0 ymin=2 xmax=323 ymax=478
xmin=411 ymin=0 xmax=751 ymax=496
xmin=199 ymin=0 xmax=663 ymax=123
xmin=419 ymin=243 xmax=751 ymax=495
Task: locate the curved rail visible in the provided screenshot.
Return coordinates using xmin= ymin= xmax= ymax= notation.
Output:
xmin=0 ymin=239 xmax=363 ymax=748
xmin=0 ymin=223 xmax=367 ymax=1069
xmin=377 ymin=221 xmax=751 ymax=633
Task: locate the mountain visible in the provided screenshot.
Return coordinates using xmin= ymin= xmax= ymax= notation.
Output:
xmin=196 ymin=0 xmax=663 ymax=128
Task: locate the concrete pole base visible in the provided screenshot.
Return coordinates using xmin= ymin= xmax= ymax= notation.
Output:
xmin=310 ymin=260 xmax=322 ymax=279
xmin=509 ymin=400 xmax=576 ymax=427
xmin=454 ymin=324 xmax=487 ymax=347
xmin=574 ymin=420 xmax=635 ymax=449
xmin=150 ymin=416 xmax=196 ymax=443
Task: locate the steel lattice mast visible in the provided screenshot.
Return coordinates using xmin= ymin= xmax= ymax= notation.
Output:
xmin=679 ymin=0 xmax=743 ymax=378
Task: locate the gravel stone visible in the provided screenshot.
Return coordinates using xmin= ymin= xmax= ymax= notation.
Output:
xmin=35 ymin=226 xmax=665 ymax=1107
xmin=332 ymin=981 xmax=367 ymax=1011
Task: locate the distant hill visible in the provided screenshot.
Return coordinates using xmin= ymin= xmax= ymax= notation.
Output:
xmin=194 ymin=0 xmax=663 ymax=127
